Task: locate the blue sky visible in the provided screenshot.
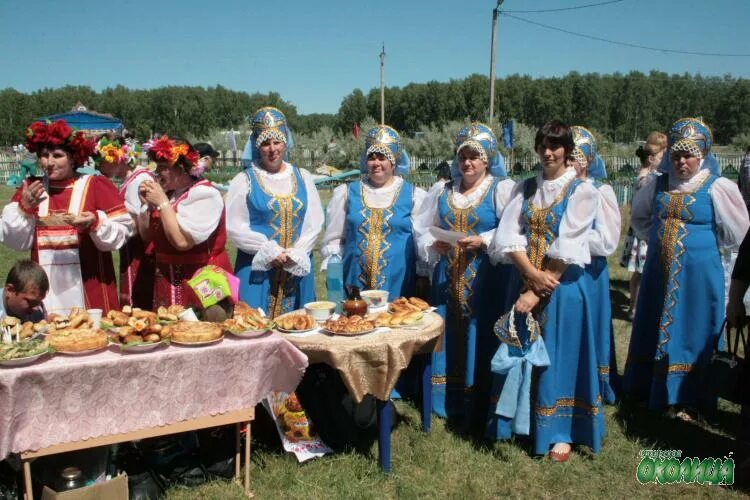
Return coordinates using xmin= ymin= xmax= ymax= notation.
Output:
xmin=1 ymin=0 xmax=749 ymax=114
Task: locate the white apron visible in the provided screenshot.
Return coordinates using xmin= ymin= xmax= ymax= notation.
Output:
xmin=35 ymin=176 xmax=92 ymax=316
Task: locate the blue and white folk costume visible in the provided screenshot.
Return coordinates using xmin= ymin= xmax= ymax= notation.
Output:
xmin=571 ymin=126 xmax=622 ymax=404
xmin=321 ymin=125 xmax=426 ymax=298
xmin=226 ymin=107 xmax=324 ymax=318
xmin=624 ymin=119 xmax=748 ymax=410
xmin=493 ymin=166 xmax=604 ymax=454
xmin=415 ymin=123 xmax=520 ymax=426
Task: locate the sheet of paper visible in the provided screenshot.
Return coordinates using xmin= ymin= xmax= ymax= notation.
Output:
xmin=429 ymin=226 xmax=467 ymax=246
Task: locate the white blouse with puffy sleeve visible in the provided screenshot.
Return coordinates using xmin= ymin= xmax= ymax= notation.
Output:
xmin=225 ymin=162 xmax=324 ymax=277
xmin=493 ymin=167 xmax=598 ymax=268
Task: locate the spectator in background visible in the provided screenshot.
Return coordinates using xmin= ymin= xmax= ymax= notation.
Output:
xmin=619 ymin=132 xmax=667 ymax=320
xmin=740 ymin=146 xmax=750 ymax=211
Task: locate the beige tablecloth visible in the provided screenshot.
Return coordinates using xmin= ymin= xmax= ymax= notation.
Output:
xmin=0 ymin=333 xmax=308 ymax=458
xmin=285 ymin=312 xmax=444 ymax=402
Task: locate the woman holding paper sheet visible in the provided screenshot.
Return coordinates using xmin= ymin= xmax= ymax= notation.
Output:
xmin=415 ymin=123 xmax=520 ymax=431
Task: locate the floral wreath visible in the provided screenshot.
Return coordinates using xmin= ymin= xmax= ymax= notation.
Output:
xmin=24 ymin=120 xmax=97 ymax=166
xmin=95 ymin=137 xmax=129 ymax=165
xmin=143 ymin=135 xmax=202 ymax=175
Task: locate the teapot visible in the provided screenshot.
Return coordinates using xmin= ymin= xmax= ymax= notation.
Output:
xmin=342 ymin=286 xmax=368 ymax=317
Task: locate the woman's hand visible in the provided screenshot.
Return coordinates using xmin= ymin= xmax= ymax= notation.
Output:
xmin=139 ymin=180 xmax=169 ymax=208
xmin=432 ymin=240 xmax=452 ymax=255
xmin=270 ymin=252 xmax=289 ymax=269
xmin=524 ymin=268 xmax=559 ymax=296
xmin=457 ymin=235 xmax=485 ymax=252
xmin=20 ymin=180 xmax=46 ymax=211
xmin=64 ymin=211 xmax=97 ymax=231
xmin=515 ymin=290 xmax=541 ymax=314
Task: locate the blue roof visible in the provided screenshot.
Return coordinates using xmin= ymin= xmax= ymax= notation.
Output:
xmin=35 ymin=111 xmax=123 ymax=132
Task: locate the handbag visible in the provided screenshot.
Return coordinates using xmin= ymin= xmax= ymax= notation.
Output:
xmin=704 ymin=320 xmax=746 ymax=404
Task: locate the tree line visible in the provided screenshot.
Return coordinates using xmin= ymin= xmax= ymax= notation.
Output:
xmin=1 ymin=71 xmax=748 ymax=147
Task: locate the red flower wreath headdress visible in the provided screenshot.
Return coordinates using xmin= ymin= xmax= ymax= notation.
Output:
xmin=143 ymin=135 xmax=200 ymax=173
xmin=24 ymin=119 xmax=97 ymax=166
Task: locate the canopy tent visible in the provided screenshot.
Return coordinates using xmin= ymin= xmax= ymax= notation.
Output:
xmin=36 ymin=103 xmax=123 ymax=136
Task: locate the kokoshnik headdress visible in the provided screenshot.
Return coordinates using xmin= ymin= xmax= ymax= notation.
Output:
xmin=660 ymin=117 xmax=719 ymax=175
xmin=360 ymin=125 xmax=411 ymax=176
xmin=571 ymin=125 xmax=607 ymax=179
xmin=241 ymin=106 xmax=294 ymax=167
xmin=452 ymin=122 xmax=507 ymax=178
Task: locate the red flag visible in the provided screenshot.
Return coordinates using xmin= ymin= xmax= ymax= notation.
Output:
xmin=352 ymin=122 xmax=360 ymax=140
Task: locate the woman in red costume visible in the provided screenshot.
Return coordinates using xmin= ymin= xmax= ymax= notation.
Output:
xmin=1 ymin=120 xmax=134 ymax=315
xmin=94 ymin=134 xmax=156 ymax=308
xmin=137 ymin=136 xmax=231 ymax=307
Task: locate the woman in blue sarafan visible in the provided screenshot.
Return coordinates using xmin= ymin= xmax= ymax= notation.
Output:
xmin=415 ymin=123 xmax=519 ymax=430
xmin=570 ymin=126 xmax=622 ymax=404
xmin=494 ymin=120 xmax=602 ymax=461
xmin=320 ymin=125 xmax=427 ymax=299
xmin=623 ymin=118 xmax=749 ymax=413
xmin=225 ymin=107 xmax=324 ymax=318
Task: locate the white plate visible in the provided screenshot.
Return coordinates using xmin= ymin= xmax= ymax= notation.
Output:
xmin=277 ymin=326 xmax=317 ymax=334
xmin=170 ymin=336 xmax=224 ymax=347
xmin=226 ymin=328 xmax=272 ymax=339
xmin=116 ymin=340 xmax=168 ymax=353
xmin=0 ymin=351 xmax=49 ymax=367
xmin=321 ymin=327 xmax=378 ymax=337
xmin=56 ymin=345 xmax=108 ymax=356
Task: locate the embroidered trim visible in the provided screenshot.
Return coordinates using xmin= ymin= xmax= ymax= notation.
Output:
xmin=535 ymin=395 xmax=602 ymax=417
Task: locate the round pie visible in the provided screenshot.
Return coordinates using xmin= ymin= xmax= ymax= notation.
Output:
xmin=47 ymin=328 xmax=108 ymax=352
xmin=167 ymin=321 xmax=223 ymax=344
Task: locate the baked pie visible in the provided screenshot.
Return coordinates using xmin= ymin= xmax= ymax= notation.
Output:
xmin=165 ymin=321 xmax=223 ymax=344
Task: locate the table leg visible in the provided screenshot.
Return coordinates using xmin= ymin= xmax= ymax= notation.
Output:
xmin=421 ymin=353 xmax=432 ymax=433
xmin=376 ymin=400 xmax=392 ymax=473
xmin=235 ymin=423 xmax=241 ymax=480
xmin=244 ymin=421 xmax=251 ymax=497
xmin=23 ymin=459 xmax=32 ymax=500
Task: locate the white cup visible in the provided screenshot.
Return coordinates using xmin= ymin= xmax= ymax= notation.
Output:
xmin=87 ymin=309 xmax=103 ymax=329
xmin=178 ymin=308 xmax=199 ymax=322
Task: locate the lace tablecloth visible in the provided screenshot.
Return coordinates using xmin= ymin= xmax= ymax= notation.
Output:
xmin=0 ymin=333 xmax=308 ymax=459
xmin=285 ymin=312 xmax=444 ymax=402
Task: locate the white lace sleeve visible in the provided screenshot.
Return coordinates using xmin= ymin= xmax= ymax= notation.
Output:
xmin=547 ymin=181 xmax=597 ymax=267
xmin=320 ymin=183 xmax=348 ymax=271
xmin=175 ymin=184 xmax=223 ymax=244
xmin=589 ymin=184 xmax=622 ymax=257
xmin=487 ymin=178 xmax=517 ymax=265
xmin=413 ymin=182 xmax=443 ymax=267
xmin=631 ymin=174 xmax=657 ymax=241
xmin=711 ymin=177 xmax=750 ymax=252
xmin=1 ymin=202 xmax=35 ymax=251
xmin=283 ymin=169 xmax=323 ymax=277
xmin=492 ymin=181 xmax=527 ymax=257
xmin=90 ymin=209 xmax=134 ymax=251
xmin=225 ymin=172 xmax=270 ymax=254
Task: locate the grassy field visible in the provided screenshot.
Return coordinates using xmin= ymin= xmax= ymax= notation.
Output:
xmin=0 ymin=185 xmax=745 ymax=498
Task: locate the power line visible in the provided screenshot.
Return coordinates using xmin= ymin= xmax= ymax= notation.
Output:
xmin=503 ymin=13 xmax=750 ymax=57
xmin=503 ymin=0 xmax=625 ymax=14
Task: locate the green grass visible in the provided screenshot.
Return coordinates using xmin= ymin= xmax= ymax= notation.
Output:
xmin=0 ymin=186 xmax=744 ymax=498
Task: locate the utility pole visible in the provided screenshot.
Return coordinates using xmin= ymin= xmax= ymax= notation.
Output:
xmin=380 ymin=43 xmax=386 ymax=125
xmin=489 ymin=0 xmax=504 ymax=123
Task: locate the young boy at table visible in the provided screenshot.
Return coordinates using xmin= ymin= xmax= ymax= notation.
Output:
xmin=0 ymin=259 xmax=48 ymax=322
